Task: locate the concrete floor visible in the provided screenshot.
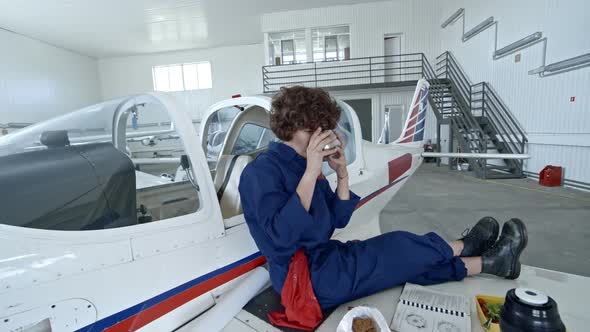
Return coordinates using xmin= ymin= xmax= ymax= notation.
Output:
xmin=380 ymin=163 xmax=590 ymax=277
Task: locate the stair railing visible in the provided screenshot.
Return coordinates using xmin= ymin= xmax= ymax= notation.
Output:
xmin=434 ymin=51 xmax=528 ymax=177
xmin=435 ymin=52 xmax=488 ymax=175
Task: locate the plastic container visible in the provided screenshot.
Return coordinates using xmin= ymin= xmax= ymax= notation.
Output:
xmin=539 ymin=165 xmax=563 ymax=187
xmin=336 ymin=306 xmax=390 ymax=332
xmin=475 ymin=294 xmax=504 ymax=332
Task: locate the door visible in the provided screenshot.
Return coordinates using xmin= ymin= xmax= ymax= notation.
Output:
xmin=384 ymin=35 xmax=402 ymax=82
xmin=343 ymin=99 xmax=372 ymax=141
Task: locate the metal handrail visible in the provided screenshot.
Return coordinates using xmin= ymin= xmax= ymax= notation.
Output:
xmin=433 ymin=52 xmax=489 ymax=173
xmin=434 ymin=51 xmax=528 ymax=177
xmin=262 ymin=52 xmax=426 ymax=68
xmin=262 ymin=53 xmax=427 ymax=92
xmin=471 ymin=83 xmax=527 ymax=153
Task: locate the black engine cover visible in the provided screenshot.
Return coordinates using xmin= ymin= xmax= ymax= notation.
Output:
xmin=0 ymin=143 xmax=137 ymax=230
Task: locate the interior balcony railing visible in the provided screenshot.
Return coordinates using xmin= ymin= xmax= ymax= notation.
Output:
xmin=262 ymin=53 xmax=432 ymax=93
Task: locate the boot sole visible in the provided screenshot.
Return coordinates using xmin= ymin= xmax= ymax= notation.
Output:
xmin=506 ymin=218 xmax=528 ymax=280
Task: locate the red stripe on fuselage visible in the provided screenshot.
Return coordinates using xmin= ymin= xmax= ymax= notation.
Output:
xmin=388 ymin=154 xmax=412 ymax=183
xmin=105 ymin=255 xmax=267 ymax=332
xmin=398 ymin=136 xmax=414 ymax=143
xmin=356 ymin=154 xmax=412 ymax=209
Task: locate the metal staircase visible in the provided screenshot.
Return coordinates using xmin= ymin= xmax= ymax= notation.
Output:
xmin=424 ymin=52 xmax=527 ymax=179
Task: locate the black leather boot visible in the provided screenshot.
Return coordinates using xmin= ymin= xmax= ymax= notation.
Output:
xmin=460 ymin=217 xmax=500 ymax=257
xmin=482 ymin=218 xmax=528 ymax=279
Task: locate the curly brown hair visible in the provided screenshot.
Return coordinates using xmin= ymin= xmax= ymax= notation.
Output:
xmin=270 ymin=86 xmax=341 ymax=141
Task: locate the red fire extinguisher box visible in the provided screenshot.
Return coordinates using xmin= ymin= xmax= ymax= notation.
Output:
xmin=539 ymin=165 xmax=563 ymax=187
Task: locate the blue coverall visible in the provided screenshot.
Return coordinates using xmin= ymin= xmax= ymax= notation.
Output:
xmin=239 ymin=142 xmax=467 ymax=309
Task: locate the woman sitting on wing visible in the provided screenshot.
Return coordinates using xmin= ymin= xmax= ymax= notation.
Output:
xmin=238 ymin=86 xmax=527 ymax=322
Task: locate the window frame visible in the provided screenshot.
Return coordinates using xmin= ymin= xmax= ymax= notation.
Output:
xmin=152 ymin=62 xmax=212 ymax=92
xmin=280 ymin=39 xmax=295 ymax=65
xmin=311 ymin=25 xmax=351 ymax=63
xmin=267 ymin=29 xmax=307 ymax=65
xmin=324 ymin=35 xmax=339 ymax=61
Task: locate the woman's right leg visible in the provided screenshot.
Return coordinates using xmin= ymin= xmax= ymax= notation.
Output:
xmin=461 ymin=257 xmax=483 ymax=276
xmin=311 ymin=219 xmax=527 ymax=309
xmin=311 ymin=231 xmax=468 ymax=309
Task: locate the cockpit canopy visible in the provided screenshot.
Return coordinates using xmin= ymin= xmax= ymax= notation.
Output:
xmin=0 ymin=94 xmax=201 ymax=231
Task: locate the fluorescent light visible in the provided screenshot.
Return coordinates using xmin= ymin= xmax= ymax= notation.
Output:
xmin=544 ymin=53 xmax=590 ymax=72
xmin=462 ymin=17 xmax=494 ymax=41
xmin=441 ymin=8 xmax=464 ymax=28
xmin=494 ymin=32 xmax=542 ymax=58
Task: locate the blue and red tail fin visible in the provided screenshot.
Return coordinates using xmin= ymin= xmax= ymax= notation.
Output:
xmin=394 ymin=79 xmax=430 ymax=144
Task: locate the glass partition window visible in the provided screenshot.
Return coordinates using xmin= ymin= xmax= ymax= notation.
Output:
xmin=268 ymin=30 xmax=306 ymax=65
xmin=312 ymin=26 xmax=351 ymax=62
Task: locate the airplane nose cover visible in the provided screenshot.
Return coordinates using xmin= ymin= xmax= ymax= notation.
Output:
xmin=0 ymin=142 xmax=136 ymax=230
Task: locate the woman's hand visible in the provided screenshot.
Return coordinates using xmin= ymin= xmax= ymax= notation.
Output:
xmin=305 ymin=128 xmax=338 ymax=178
xmin=327 ymin=131 xmax=348 ymax=178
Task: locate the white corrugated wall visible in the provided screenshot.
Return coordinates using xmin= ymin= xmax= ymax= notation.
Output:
xmin=98 ymin=43 xmax=265 ymax=120
xmin=439 ymin=0 xmax=590 ymax=184
xmin=261 ymin=0 xmax=443 ymax=62
xmin=0 ymin=28 xmax=101 ymax=124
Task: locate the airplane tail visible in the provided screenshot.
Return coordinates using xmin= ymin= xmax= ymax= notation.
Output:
xmin=393 ymin=78 xmax=430 ymax=145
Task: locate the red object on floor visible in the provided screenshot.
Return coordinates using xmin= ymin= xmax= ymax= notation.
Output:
xmin=268 ymin=249 xmax=323 ymax=331
xmin=539 ymin=165 xmax=563 ymax=187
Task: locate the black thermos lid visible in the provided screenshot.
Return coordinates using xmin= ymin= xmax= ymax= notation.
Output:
xmin=500 ymin=288 xmax=566 ymax=332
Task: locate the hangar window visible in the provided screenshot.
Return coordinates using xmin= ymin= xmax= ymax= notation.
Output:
xmin=312 ymin=26 xmax=350 ymax=62
xmin=152 ymin=62 xmax=212 ymax=92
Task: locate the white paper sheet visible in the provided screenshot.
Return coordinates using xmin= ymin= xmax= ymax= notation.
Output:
xmin=391 ymin=283 xmax=470 ymax=332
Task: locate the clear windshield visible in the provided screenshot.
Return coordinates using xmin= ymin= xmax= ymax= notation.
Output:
xmin=205 ymin=106 xmax=241 ymax=164
xmin=0 ymin=98 xmax=123 ymax=158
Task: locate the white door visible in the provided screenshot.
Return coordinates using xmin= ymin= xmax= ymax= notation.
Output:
xmin=384 ymin=35 xmax=402 ymax=82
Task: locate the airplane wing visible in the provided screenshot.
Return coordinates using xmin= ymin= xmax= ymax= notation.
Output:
xmin=421 ymin=152 xmax=530 ymax=159
xmin=216 ymin=265 xmax=588 ymax=332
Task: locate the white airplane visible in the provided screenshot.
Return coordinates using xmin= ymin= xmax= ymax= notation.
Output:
xmin=0 ymin=80 xmax=587 ymax=332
